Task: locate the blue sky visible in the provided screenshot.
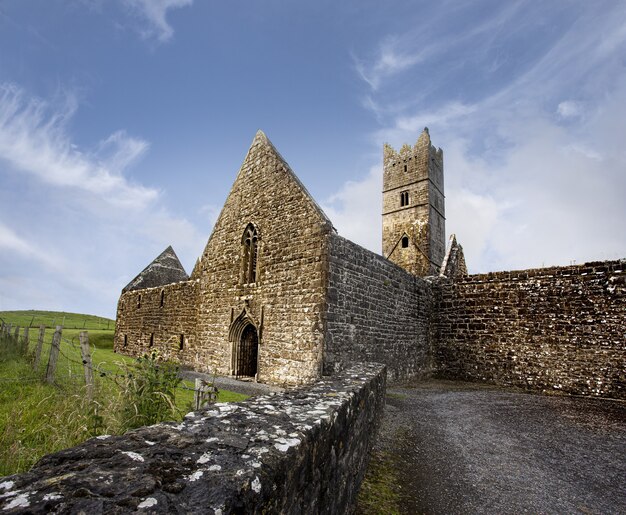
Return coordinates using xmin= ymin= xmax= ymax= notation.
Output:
xmin=1 ymin=0 xmax=625 ymax=318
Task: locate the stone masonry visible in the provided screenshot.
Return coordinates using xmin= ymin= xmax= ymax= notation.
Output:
xmin=115 ymin=129 xmax=625 ymax=398
xmin=433 ymin=260 xmax=626 ymax=398
xmin=382 ymin=128 xmax=445 ymax=276
xmin=0 ymin=364 xmax=386 ymax=514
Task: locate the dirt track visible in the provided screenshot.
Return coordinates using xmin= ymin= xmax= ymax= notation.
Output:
xmin=357 ymin=380 xmax=626 ymax=514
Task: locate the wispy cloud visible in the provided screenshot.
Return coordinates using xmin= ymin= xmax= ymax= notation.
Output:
xmin=0 ymin=222 xmax=36 ymax=256
xmin=0 ymin=221 xmax=65 ymax=270
xmin=354 ymin=38 xmax=427 ymax=91
xmin=0 ymin=83 xmax=205 ymax=316
xmin=121 ymin=0 xmax=193 ymax=42
xmin=0 ymin=82 xmax=157 ymax=209
xmin=337 ymin=1 xmax=626 ymax=271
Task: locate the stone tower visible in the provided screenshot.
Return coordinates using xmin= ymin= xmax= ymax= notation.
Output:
xmin=382 ymin=128 xmax=445 ymax=276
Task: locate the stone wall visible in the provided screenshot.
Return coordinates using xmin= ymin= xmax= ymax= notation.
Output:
xmin=194 ymin=131 xmax=333 ymax=385
xmin=0 ymin=364 xmax=386 ymax=514
xmin=433 ymin=260 xmax=626 ymax=398
xmin=114 ymin=280 xmax=199 ymax=365
xmin=324 ymin=234 xmax=432 ymax=381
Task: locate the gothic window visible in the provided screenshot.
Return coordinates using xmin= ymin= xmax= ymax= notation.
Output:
xmin=401 ymin=235 xmax=409 ymax=248
xmin=242 ymin=223 xmax=259 ymax=284
xmin=400 ymin=191 xmax=409 ymax=207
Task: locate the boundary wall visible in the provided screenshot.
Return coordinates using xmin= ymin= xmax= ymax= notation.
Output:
xmin=433 ymin=260 xmax=625 ymax=398
xmin=324 ymin=234 xmax=433 ymax=381
xmin=0 ymin=364 xmax=386 ymax=514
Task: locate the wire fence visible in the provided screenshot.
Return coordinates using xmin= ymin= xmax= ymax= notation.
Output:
xmin=0 ymin=318 xmax=218 ymax=408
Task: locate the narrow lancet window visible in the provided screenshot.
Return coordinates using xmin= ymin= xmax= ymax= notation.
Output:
xmin=160 ymin=290 xmax=165 ymax=307
xmin=179 ymin=334 xmax=184 ymax=351
xmin=242 ymin=223 xmax=259 ymax=284
xmin=401 ymin=235 xmax=409 ymax=248
xmin=400 ymin=191 xmax=409 ymax=207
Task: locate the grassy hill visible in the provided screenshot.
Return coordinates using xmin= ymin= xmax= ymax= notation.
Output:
xmin=0 ymin=310 xmax=115 ymax=331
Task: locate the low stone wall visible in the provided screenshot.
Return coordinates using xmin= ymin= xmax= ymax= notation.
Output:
xmin=0 ymin=363 xmax=386 ymax=514
xmin=433 ymin=260 xmax=626 ymax=398
xmin=324 ymin=234 xmax=432 ymax=381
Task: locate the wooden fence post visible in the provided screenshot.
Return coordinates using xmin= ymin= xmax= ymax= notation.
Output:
xmin=79 ymin=331 xmax=94 ymax=399
xmin=33 ymin=325 xmax=45 ymax=370
xmin=193 ymin=378 xmax=218 ymax=410
xmin=46 ymin=326 xmax=62 ymax=384
xmin=22 ymin=326 xmax=29 ymax=355
xmin=13 ymin=326 xmax=20 ymax=349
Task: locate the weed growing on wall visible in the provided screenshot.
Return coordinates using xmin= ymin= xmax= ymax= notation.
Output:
xmin=117 ymin=350 xmax=182 ymax=432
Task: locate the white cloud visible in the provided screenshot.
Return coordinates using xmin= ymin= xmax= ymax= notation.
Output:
xmin=0 ymin=83 xmax=205 ymax=317
xmin=557 ymin=101 xmax=582 ymax=119
xmin=0 ymin=221 xmax=65 ymax=270
xmin=0 ymin=222 xmax=34 ymax=256
xmin=122 ymin=0 xmax=193 ymax=42
xmin=322 ymin=165 xmax=382 ymax=253
xmin=337 ymin=1 xmax=626 ymax=273
xmin=0 ymin=83 xmax=157 ymax=209
xmin=354 ymin=39 xmax=426 ymax=91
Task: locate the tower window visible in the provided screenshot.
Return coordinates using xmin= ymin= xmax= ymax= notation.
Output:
xmin=400 ymin=191 xmax=409 ymax=207
xmin=242 ymin=223 xmax=259 ymax=284
xmin=123 ymin=334 xmax=128 ymax=347
xmin=404 ymin=164 xmax=407 ymax=172
xmin=137 ymin=295 xmax=141 ymax=309
xmin=149 ymin=333 xmax=154 ymax=347
xmin=401 ymin=236 xmax=409 ymax=248
xmin=179 ymin=334 xmax=184 ymax=351
xmin=160 ymin=290 xmax=165 ymax=307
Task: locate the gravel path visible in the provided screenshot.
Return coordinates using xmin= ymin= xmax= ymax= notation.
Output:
xmin=358 ymin=380 xmax=626 ymax=514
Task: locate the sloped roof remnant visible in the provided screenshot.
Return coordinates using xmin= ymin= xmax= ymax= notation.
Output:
xmin=122 ymin=246 xmax=189 ymax=293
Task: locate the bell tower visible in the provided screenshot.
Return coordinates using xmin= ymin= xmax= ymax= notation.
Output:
xmin=382 ymin=127 xmax=445 ymax=276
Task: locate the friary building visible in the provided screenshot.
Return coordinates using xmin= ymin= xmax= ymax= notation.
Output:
xmin=115 ymin=129 xmax=624 ymax=398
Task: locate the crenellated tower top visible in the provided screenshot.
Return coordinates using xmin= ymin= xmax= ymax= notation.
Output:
xmin=382 ymin=128 xmax=446 ymax=276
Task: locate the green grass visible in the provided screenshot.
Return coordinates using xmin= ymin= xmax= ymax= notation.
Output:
xmin=356 ymin=448 xmax=403 ymax=515
xmin=0 ymin=315 xmax=248 ymax=476
xmin=0 ymin=310 xmax=114 ymax=331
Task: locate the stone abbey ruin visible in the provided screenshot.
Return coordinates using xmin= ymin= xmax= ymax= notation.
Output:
xmin=115 ymin=128 xmax=624 ymax=399
xmin=2 ymin=129 xmax=623 ymax=514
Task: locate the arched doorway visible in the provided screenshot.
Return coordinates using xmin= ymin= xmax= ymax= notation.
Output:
xmin=236 ymin=324 xmax=258 ymax=378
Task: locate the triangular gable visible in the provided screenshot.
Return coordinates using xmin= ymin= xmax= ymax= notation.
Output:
xmin=249 ymin=130 xmax=333 ymax=227
xmin=122 ymin=245 xmax=189 ymax=293
xmin=200 ymin=130 xmax=335 ymax=258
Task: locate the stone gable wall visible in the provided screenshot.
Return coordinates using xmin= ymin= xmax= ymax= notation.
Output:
xmin=194 ymin=134 xmax=332 ymax=385
xmin=324 ymin=234 xmax=432 ymax=381
xmin=433 ymin=260 xmax=626 ymax=398
xmin=0 ymin=364 xmax=386 ymax=514
xmin=114 ymin=280 xmax=199 ymax=364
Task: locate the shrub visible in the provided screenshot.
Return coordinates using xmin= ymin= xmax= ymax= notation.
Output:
xmin=117 ymin=350 xmax=182 ymax=432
